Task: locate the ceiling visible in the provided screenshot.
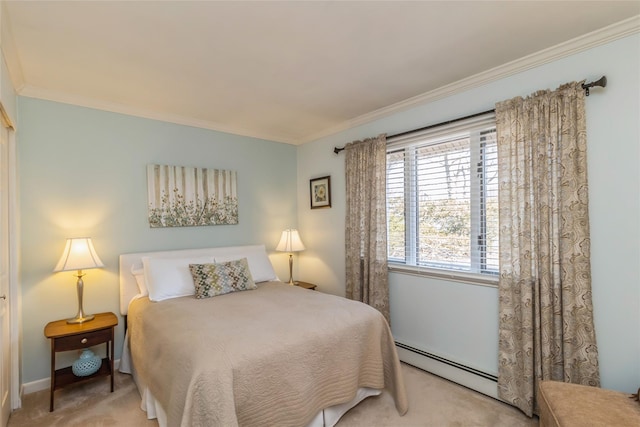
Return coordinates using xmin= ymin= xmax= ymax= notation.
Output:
xmin=4 ymin=1 xmax=639 ymax=145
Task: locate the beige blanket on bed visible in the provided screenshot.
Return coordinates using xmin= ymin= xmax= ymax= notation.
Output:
xmin=129 ymin=281 xmax=408 ymax=427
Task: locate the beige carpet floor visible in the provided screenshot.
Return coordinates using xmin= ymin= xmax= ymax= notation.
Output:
xmin=9 ymin=363 xmax=538 ymax=426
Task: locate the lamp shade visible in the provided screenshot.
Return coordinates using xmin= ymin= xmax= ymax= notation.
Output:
xmin=54 ymin=237 xmax=105 ymax=272
xmin=276 ymin=229 xmax=305 ymax=252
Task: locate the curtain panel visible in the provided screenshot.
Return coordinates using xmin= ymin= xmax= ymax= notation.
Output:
xmin=344 ymin=134 xmax=390 ymax=323
xmin=495 ymin=82 xmax=600 ymax=416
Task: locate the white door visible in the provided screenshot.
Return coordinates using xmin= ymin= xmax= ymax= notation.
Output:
xmin=0 ymin=123 xmax=10 ymax=426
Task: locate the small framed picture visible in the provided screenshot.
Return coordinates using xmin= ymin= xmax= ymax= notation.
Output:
xmin=310 ymin=176 xmax=331 ymax=209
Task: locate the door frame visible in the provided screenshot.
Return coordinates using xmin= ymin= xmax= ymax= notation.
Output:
xmin=0 ymin=105 xmax=18 ymax=411
xmin=8 ymin=127 xmax=18 ymax=411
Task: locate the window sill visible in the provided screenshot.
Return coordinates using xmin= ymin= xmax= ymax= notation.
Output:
xmin=388 ymin=264 xmax=498 ymax=288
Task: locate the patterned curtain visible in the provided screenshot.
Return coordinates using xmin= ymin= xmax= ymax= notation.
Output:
xmin=344 ymin=134 xmax=390 ymax=323
xmin=495 ymin=82 xmax=600 ymax=416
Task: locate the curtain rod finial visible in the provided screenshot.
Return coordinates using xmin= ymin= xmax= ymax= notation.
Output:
xmin=582 ymin=76 xmax=607 ymax=96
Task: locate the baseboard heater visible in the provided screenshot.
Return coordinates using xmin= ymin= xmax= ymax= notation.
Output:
xmin=395 ymin=341 xmax=499 ymax=399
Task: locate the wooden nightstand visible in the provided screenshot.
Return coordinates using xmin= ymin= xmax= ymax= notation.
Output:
xmin=44 ymin=312 xmax=118 ymax=411
xmin=294 ymin=281 xmax=317 ymax=290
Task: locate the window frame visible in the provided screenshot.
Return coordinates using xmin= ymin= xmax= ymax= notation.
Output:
xmin=386 ymin=112 xmax=499 ymax=286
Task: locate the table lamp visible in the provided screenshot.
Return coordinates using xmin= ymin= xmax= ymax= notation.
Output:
xmin=53 ymin=237 xmax=104 ymax=324
xmin=276 ymin=229 xmax=305 ymax=285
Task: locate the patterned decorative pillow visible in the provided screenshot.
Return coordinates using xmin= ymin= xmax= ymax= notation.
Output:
xmin=189 ymin=258 xmax=256 ymax=299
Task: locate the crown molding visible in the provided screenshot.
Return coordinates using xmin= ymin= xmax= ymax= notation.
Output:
xmin=18 ymin=84 xmax=298 ymax=145
xmin=1 ymin=1 xmax=25 ymax=99
xmin=299 ymin=15 xmax=640 ymax=145
xmin=12 ymin=15 xmax=640 ymax=146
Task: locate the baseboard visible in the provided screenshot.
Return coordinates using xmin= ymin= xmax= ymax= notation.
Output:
xmin=23 ymin=351 xmax=498 ymax=400
xmin=23 ymin=349 xmax=498 ymax=400
xmin=396 ymin=344 xmax=499 ymax=400
xmin=21 ymin=359 xmax=121 ymax=395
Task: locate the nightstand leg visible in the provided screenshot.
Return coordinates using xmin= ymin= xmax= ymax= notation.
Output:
xmin=49 ymin=340 xmax=55 ymax=411
xmin=109 ymin=330 xmax=114 ymax=392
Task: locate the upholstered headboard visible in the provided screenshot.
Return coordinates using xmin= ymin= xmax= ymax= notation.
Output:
xmin=119 ymin=244 xmax=277 ymax=315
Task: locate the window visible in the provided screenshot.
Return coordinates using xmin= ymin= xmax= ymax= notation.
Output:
xmin=386 ymin=112 xmax=498 ymax=280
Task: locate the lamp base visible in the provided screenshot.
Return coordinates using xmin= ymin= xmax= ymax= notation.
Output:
xmin=67 ymin=314 xmax=95 ymax=324
xmin=287 ymin=253 xmax=295 ymax=285
xmin=68 ymin=271 xmax=94 ymax=324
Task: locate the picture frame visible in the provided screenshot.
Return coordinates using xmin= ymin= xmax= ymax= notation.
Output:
xmin=310 ymin=176 xmax=331 ymax=209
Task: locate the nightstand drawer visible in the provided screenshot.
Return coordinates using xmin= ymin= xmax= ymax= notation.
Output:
xmin=54 ymin=328 xmax=111 ymax=352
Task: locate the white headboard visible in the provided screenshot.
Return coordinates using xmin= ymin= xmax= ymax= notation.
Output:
xmin=119 ymin=244 xmax=277 ymax=315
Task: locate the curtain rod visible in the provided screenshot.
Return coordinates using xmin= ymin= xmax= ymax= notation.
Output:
xmin=333 ymin=75 xmax=607 ymax=154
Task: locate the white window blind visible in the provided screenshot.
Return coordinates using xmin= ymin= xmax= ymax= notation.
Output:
xmin=386 ymin=112 xmax=498 ymax=281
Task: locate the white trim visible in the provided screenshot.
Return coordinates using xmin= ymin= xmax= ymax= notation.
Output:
xmin=396 ymin=346 xmax=499 ymax=400
xmin=11 ymin=16 xmax=640 ymax=146
xmin=388 ymin=264 xmax=498 ymax=288
xmin=0 ymin=2 xmax=25 ymax=94
xmin=17 ymin=84 xmax=298 ymax=145
xmin=8 ymin=128 xmax=19 ymax=410
xmin=19 ymin=378 xmax=47 ymax=396
xmin=302 ymin=15 xmax=640 ymax=144
xmin=21 ymin=359 xmax=121 ymax=396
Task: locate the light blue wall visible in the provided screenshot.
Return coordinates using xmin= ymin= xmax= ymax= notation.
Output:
xmin=16 ymin=33 xmax=640 ymax=394
xmin=297 ymin=34 xmax=640 ymax=392
xmin=17 ymin=98 xmax=298 ymax=383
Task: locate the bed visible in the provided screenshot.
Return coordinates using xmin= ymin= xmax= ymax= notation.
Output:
xmin=119 ymin=244 xmax=408 ymax=427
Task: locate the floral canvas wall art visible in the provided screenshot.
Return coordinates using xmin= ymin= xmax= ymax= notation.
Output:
xmin=147 ymin=164 xmax=238 ymax=227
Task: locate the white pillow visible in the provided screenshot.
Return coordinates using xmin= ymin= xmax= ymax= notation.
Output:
xmin=215 ymin=247 xmax=277 ymax=283
xmin=142 ymin=256 xmax=214 ymax=302
xmin=131 ymin=266 xmax=149 ymax=297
